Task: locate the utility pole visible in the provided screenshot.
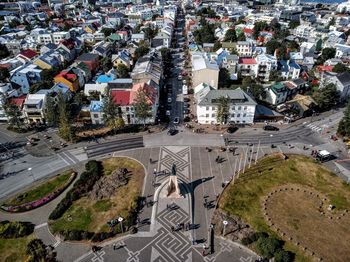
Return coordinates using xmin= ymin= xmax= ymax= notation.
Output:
xmin=255 ymin=140 xmax=260 ymax=164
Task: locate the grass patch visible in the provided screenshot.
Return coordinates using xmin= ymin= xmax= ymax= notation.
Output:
xmin=49 ymin=157 xmax=144 ymax=234
xmin=220 ymin=154 xmax=350 ymax=261
xmin=0 ymin=235 xmax=34 ymax=262
xmin=4 ymin=170 xmax=74 ymax=206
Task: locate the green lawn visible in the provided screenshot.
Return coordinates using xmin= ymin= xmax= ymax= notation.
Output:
xmin=0 ymin=235 xmax=33 ymax=262
xmin=4 ymin=170 xmax=74 ymax=207
xmin=49 ymin=157 xmax=145 ymax=234
xmin=220 ymin=154 xmax=350 ymax=261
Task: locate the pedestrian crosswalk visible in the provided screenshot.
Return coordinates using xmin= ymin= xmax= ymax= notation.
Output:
xmin=306 ymin=123 xmax=323 ymax=133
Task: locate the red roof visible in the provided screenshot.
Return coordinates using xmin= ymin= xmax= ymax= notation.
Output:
xmin=60 ymin=38 xmax=75 ymax=49
xmin=243 ymin=28 xmax=253 ymax=34
xmin=56 ymin=71 xmax=77 ymax=81
xmin=130 ymin=83 xmax=157 ymax=105
xmin=9 ymin=95 xmax=26 ymax=107
xmin=317 ymin=65 xmax=333 ymax=72
xmin=19 ymin=49 xmax=37 ymax=59
xmin=239 ymin=58 xmax=257 ymax=64
xmin=111 ymin=90 xmax=131 ymax=106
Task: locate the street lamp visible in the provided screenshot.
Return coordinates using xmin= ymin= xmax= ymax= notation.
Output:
xmin=28 ymin=167 xmax=35 ymax=182
xmin=118 ymin=217 xmax=124 ymax=233
xmin=222 ymin=220 xmax=228 ymax=237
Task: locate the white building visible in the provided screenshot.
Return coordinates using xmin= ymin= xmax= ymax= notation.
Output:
xmin=23 ymin=93 xmax=47 ymax=124
xmin=195 ymin=84 xmax=256 ymax=124
xmin=192 ymin=52 xmax=219 ymax=89
xmin=236 ymin=41 xmax=253 ymax=57
xmin=256 ymin=54 xmax=278 ymax=82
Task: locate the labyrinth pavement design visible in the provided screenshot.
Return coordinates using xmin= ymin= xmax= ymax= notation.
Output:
xmin=157 ymin=146 xmax=191 ymax=184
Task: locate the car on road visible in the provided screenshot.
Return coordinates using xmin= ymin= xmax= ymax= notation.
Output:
xmin=167 ymin=128 xmax=177 ymax=136
xmin=227 ymin=126 xmax=238 ymax=134
xmin=178 ymin=75 xmax=182 ymax=81
xmin=183 ymin=97 xmax=190 ymax=102
xmin=183 ymin=109 xmax=190 ymax=114
xmin=183 ymin=103 xmax=190 ymax=108
xmin=167 ymin=97 xmax=172 ymax=103
xmin=166 ymin=110 xmax=171 ymax=116
xmin=173 ymin=117 xmax=179 ymax=124
xmin=263 ymin=125 xmax=279 ymax=131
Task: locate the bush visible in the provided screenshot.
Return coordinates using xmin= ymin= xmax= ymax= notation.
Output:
xmin=256 ymin=236 xmax=284 ymax=259
xmin=0 ymin=221 xmax=34 ymax=238
xmin=26 ymin=238 xmax=56 ymax=262
xmin=241 ymin=231 xmax=268 ymax=245
xmin=62 ymin=230 xmax=93 ymax=241
xmin=274 ymin=249 xmax=295 ymax=262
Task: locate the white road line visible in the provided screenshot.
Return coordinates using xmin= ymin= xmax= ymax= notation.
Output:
xmin=34 ymin=222 xmax=48 ymax=229
xmin=197 ymin=148 xmax=209 ymax=237
xmin=61 ymin=151 xmax=76 ymax=164
xmin=57 ymin=153 xmax=70 ymax=166
xmin=206 ymin=150 xmax=217 ymax=196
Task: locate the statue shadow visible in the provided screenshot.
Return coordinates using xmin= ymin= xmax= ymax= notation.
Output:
xmin=187 ymin=176 xmax=214 ymax=192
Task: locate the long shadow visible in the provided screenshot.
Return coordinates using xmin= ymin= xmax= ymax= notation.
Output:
xmin=187 ymin=176 xmax=214 ymax=192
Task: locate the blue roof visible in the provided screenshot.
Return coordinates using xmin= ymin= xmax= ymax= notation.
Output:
xmin=96 ymin=74 xmax=115 ymax=83
xmin=52 ymin=83 xmax=70 ymax=94
xmin=90 ymin=100 xmax=103 ymax=112
xmin=289 ymin=60 xmax=301 ymax=69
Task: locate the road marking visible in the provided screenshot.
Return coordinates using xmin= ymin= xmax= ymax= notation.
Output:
xmin=61 ymin=151 xmax=77 ymax=164
xmin=34 ymin=222 xmax=48 ymax=229
xmin=206 ymin=149 xmax=217 ymax=196
xmin=57 ymin=153 xmax=70 ymax=166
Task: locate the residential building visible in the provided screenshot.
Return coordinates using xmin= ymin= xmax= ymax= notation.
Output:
xmin=112 ymin=50 xmax=132 ymax=69
xmin=10 ymin=64 xmax=43 ymax=94
xmin=90 ymin=100 xmax=104 ymax=125
xmin=324 ymin=72 xmax=350 ymax=101
xmin=76 ymin=53 xmax=100 ymax=74
xmin=54 ymin=70 xmax=80 ymax=92
xmin=265 ymin=82 xmax=288 ymax=105
xmin=23 ymin=93 xmax=47 ymax=124
xmin=195 ymin=85 xmax=256 ymax=124
xmin=92 ymin=41 xmax=112 ymax=57
xmin=238 ymin=58 xmax=259 ymax=78
xmin=256 ymin=54 xmax=278 ymax=82
xmin=131 ymin=52 xmax=163 ymax=86
xmin=192 ymin=53 xmax=219 ymax=89
xmin=235 ymin=41 xmax=253 ymax=57
xmin=279 ymin=60 xmax=301 ymax=79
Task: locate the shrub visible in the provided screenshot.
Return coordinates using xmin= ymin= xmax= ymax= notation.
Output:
xmin=241 ymin=232 xmax=268 ymax=246
xmin=26 ymin=238 xmax=56 ymax=262
xmin=274 ymin=249 xmax=295 ymax=262
xmin=0 ymin=221 xmax=34 ymax=238
xmin=256 ymin=236 xmax=284 ymax=259
xmin=63 ymin=230 xmax=93 ymax=241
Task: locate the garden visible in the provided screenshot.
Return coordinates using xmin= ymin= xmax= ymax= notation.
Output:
xmin=1 ymin=170 xmax=76 ymax=213
xmin=218 ymin=154 xmax=350 ymax=262
xmin=49 ymin=157 xmax=145 ymax=242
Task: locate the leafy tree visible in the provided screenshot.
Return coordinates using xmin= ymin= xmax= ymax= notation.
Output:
xmin=45 ymin=95 xmax=58 ymax=127
xmin=219 ymin=68 xmax=232 ymax=88
xmin=101 ymin=27 xmax=115 ymax=37
xmin=133 ymin=88 xmax=152 ymax=127
xmin=57 ymin=92 xmax=74 ymax=142
xmin=329 ymin=17 xmax=335 ymax=26
xmin=269 ymin=70 xmax=282 ymax=82
xmin=115 ymin=117 xmax=125 ymax=129
xmin=287 ymin=40 xmax=299 ymax=51
xmin=216 ymin=96 xmax=229 ymax=124
xmin=289 ymin=20 xmax=300 ymax=29
xmin=160 ymin=47 xmax=172 ymax=76
xmin=133 ymin=24 xmax=142 ymax=34
xmin=315 ymin=39 xmax=322 ymax=52
xmin=265 ymin=39 xmax=280 ymax=55
xmin=242 ymin=76 xmax=254 ymax=87
xmin=196 ymin=7 xmax=218 ymax=18
xmin=321 ymin=47 xmax=336 ymax=61
xmin=332 ymin=63 xmax=350 ymax=73
xmin=193 ymin=23 xmax=217 ymax=44
xmin=26 ymin=239 xmax=56 ymax=262
xmin=0 ymin=67 xmax=10 ymax=82
xmin=241 ymin=84 xmax=266 ymax=100
xmin=253 ymin=21 xmax=269 ymax=38
xmin=134 ymin=41 xmax=150 ymax=61
xmin=116 ymin=64 xmax=129 ymax=78
xmin=102 ymin=90 xmax=119 ymax=129
xmin=213 ymin=40 xmax=222 ymax=52
xmin=338 ymin=101 xmax=350 ymax=137
xmin=1 ymin=94 xmax=22 ymax=130
xmin=0 ymin=43 xmax=10 ymax=59
xmin=41 ymin=67 xmax=61 ymax=85
xmin=143 ymin=26 xmax=158 ymax=41
xmin=237 ymin=32 xmax=246 ymax=41
xmin=255 ymin=236 xmax=283 ymax=259
xmin=101 ymin=57 xmax=112 ymax=72
xmin=274 ymin=249 xmax=295 ymax=262
xmin=29 ymin=82 xmax=51 ymax=94
xmin=224 ymin=29 xmax=237 ymax=42
xmin=313 ymin=83 xmax=339 ymax=111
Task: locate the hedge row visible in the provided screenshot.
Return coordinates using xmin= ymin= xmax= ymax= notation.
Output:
xmin=49 ymin=160 xmax=103 ymax=220
xmin=1 ymin=173 xmax=77 ymax=213
xmin=0 ymin=221 xmax=34 ymax=238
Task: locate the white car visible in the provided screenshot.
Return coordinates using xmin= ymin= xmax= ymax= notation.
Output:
xmin=166 ymin=110 xmax=171 ymax=116
xmin=178 ymin=75 xmax=182 ymax=81
xmin=167 ymin=97 xmax=172 ymax=103
xmin=173 ymin=117 xmax=179 ymax=124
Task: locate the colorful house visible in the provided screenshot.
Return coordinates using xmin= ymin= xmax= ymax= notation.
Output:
xmin=54 ymin=70 xmax=79 ymax=92
xmin=76 ymin=53 xmax=99 ymax=74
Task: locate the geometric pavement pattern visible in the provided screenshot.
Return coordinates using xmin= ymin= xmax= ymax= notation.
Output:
xmin=157 ymin=146 xmax=191 ymax=184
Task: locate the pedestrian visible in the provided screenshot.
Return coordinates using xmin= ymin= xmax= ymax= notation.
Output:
xmin=171 ymin=226 xmax=174 ymax=232
xmin=150 ymin=158 xmax=152 ymax=163
xmin=154 ymin=168 xmax=157 ymax=173
xmin=113 ymin=244 xmax=116 ymax=250
xmin=202 ymin=250 xmax=206 ymax=256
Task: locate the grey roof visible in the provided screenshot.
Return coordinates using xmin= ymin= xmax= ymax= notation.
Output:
xmin=198 ymin=88 xmax=257 ymax=106
xmin=292 ymin=78 xmax=306 ymax=86
xmin=255 ymin=104 xmax=283 ymax=117
xmin=77 ymin=53 xmax=99 ymax=61
xmin=336 ymin=72 xmax=350 ymax=86
xmin=192 ymin=53 xmax=219 ymax=72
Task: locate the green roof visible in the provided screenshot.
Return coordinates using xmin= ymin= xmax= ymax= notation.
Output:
xmin=108 ymin=34 xmax=121 ymax=41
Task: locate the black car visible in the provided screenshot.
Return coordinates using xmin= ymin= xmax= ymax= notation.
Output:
xmin=183 ymin=97 xmax=190 ymax=102
xmin=227 ymin=126 xmax=238 ymax=134
xmin=263 ymin=125 xmax=279 ymax=131
xmin=167 ymin=129 xmax=178 ymax=136
xmin=183 ymin=109 xmax=190 ymax=114
xmin=183 ymin=103 xmax=190 ymax=108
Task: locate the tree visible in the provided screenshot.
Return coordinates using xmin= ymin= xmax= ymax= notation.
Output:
xmin=216 ymin=96 xmax=230 ymax=124
xmin=101 ymin=57 xmax=112 ymax=72
xmin=338 ymin=101 xmax=350 ymax=137
xmin=26 ymin=239 xmax=56 ymax=262
xmin=134 ymin=41 xmax=150 ymax=61
xmin=0 ymin=67 xmax=10 ymax=82
xmin=213 ymin=40 xmax=222 ymax=52
xmin=57 ymin=92 xmax=74 ymax=142
xmin=224 ymin=29 xmax=237 ymax=42
xmin=45 ymin=95 xmax=58 ymax=127
xmin=265 ymin=39 xmax=280 ymax=55
xmin=29 ymin=82 xmax=51 ymax=94
xmin=101 ymin=27 xmax=115 ymax=37
xmin=315 ymin=39 xmax=322 ymax=52
xmin=255 ymin=236 xmax=283 ymax=259
xmin=237 ymin=32 xmax=246 ymax=41
xmin=242 ymin=76 xmax=254 ymax=87
xmin=313 ymin=83 xmax=339 ymax=111
xmin=0 ymin=43 xmax=10 ymax=59
xmin=332 ymin=63 xmax=350 ymax=73
xmin=115 ymin=117 xmax=125 ymax=129
xmin=133 ymin=88 xmax=152 ymax=127
xmin=1 ymin=94 xmax=22 ymax=130
xmin=143 ymin=26 xmax=157 ymax=41
xmin=241 ymin=84 xmax=266 ymax=101
xmin=321 ymin=47 xmax=336 ymax=61
xmin=102 ymin=91 xmax=119 ymax=129
xmin=219 ymin=68 xmax=232 ymax=88
xmin=289 ymin=20 xmax=300 ymax=29
xmin=274 ymin=249 xmax=295 ymax=262
xmin=116 ymin=64 xmax=129 ymax=78
xmin=253 ymin=21 xmax=269 ymax=38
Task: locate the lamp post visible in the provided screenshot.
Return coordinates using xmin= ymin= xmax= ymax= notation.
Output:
xmin=28 ymin=167 xmax=35 ymax=182
xmin=222 ymin=220 xmax=228 ymax=237
xmin=208 ymin=223 xmax=214 ymax=254
xmin=118 ymin=217 xmax=124 ymax=233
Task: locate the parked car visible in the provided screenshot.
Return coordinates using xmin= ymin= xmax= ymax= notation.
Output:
xmin=167 ymin=97 xmax=172 ymax=103
xmin=178 ymin=75 xmax=182 ymax=81
xmin=183 ymin=97 xmax=190 ymax=102
xmin=227 ymin=126 xmax=238 ymax=134
xmin=183 ymin=103 xmax=190 ymax=108
xmin=173 ymin=117 xmax=179 ymax=124
xmin=263 ymin=125 xmax=279 ymax=131
xmin=166 ymin=110 xmax=171 ymax=116
xmin=183 ymin=109 xmax=190 ymax=114
xmin=167 ymin=128 xmax=177 ymax=136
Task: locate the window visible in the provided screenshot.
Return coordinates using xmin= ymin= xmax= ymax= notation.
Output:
xmin=237 ymin=114 xmax=240 ymax=117
xmin=244 ymin=106 xmax=247 ymax=110
xmin=205 ymin=114 xmax=209 ymax=117
xmin=95 ymin=120 xmax=99 ymax=124
xmin=231 ymin=113 xmax=235 ymax=117
xmin=206 ymin=106 xmax=209 ymax=110
xmin=212 ymin=106 xmax=215 ymax=110
xmin=126 ymin=107 xmax=129 ymax=111
xmin=212 ymin=113 xmax=215 ymax=118
xmin=243 ymin=113 xmax=246 ymax=117
xmin=232 ymin=106 xmax=235 ymax=110
xmin=93 ymin=114 xmax=99 ymax=118
xmin=238 ymin=106 xmax=241 ymax=110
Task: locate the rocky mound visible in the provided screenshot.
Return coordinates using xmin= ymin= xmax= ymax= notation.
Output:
xmin=89 ymin=169 xmax=128 ymax=200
